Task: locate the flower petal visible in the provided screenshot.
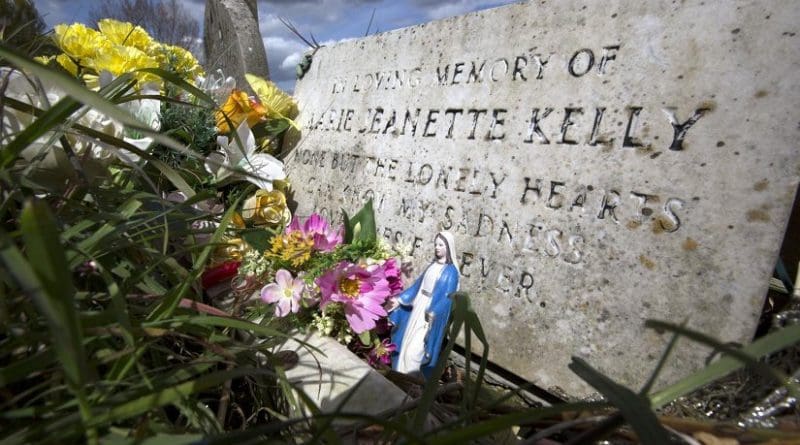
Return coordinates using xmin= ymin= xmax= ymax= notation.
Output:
xmin=260 ymin=283 xmax=281 ymax=304
xmin=274 ymin=269 xmax=292 ymax=288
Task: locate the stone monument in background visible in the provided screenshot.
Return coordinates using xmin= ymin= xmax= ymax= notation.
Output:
xmin=204 ymin=0 xmax=270 ymax=90
xmin=286 ymin=0 xmax=800 ymax=397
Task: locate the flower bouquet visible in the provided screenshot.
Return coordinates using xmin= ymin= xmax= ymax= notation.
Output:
xmin=227 ymin=200 xmax=408 ymax=368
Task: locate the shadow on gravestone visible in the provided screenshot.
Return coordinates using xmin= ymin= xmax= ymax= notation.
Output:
xmin=204 ymin=0 xmax=270 ymax=95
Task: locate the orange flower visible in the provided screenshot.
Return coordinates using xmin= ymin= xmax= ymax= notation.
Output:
xmin=215 ymin=89 xmax=267 ymax=133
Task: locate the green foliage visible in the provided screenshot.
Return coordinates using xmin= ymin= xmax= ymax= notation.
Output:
xmin=342 ymin=198 xmax=377 ymax=245
xmin=0 ymin=0 xmax=54 ymax=57
xmin=0 ymin=45 xmax=288 ymax=444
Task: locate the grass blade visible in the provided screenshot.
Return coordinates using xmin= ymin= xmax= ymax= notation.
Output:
xmin=647 ymin=320 xmax=800 ymax=408
xmin=569 ymin=357 xmax=671 ymax=445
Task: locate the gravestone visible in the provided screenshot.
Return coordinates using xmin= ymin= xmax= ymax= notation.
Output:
xmin=285 ymin=0 xmax=800 ymax=396
xmin=204 ymin=0 xmax=270 ymax=91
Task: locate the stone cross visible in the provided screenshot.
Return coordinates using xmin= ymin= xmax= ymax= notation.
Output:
xmin=203 ymin=0 xmax=270 ymax=92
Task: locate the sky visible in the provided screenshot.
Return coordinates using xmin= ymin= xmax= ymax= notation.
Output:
xmin=34 ymin=0 xmax=520 ymax=92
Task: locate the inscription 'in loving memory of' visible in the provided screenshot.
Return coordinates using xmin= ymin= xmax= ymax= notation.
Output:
xmin=315 ymin=45 xmax=710 ymax=152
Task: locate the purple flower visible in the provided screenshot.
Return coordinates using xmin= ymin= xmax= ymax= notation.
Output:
xmin=260 ymin=269 xmax=304 ymax=317
xmin=382 ymin=258 xmax=404 ymax=294
xmin=316 ymin=261 xmax=392 ymax=334
xmin=368 ymin=338 xmax=397 ymax=366
xmin=286 ymin=213 xmax=343 ymax=253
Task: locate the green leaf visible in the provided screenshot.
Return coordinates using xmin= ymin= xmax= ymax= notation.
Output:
xmin=358 ymin=330 xmax=372 ymax=346
xmin=240 ymin=228 xmax=272 ymax=252
xmin=144 ymin=315 xmax=288 ymax=339
xmin=0 ymin=350 xmax=56 ymax=386
xmin=263 ymin=117 xmax=291 ymax=135
xmin=342 ymin=199 xmax=376 ymax=245
xmin=18 ymin=201 xmax=89 ymax=388
xmin=569 ymin=356 xmax=671 ymax=445
xmin=0 ymin=95 xmax=81 ymax=169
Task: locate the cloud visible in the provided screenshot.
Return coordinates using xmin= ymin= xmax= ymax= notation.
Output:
xmin=424 ymin=0 xmax=507 ymax=20
xmin=261 ymin=34 xmax=306 ymax=90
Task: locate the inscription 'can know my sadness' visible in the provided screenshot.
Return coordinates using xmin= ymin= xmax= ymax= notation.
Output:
xmin=289 ymin=0 xmax=800 ymax=396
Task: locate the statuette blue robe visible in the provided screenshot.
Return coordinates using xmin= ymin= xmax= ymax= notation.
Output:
xmin=389 ymin=262 xmax=459 ymax=379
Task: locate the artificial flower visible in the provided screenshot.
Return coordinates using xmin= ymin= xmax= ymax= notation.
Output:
xmin=53 ymin=22 xmax=108 ymax=61
xmin=1 ymin=67 xmax=154 ymax=167
xmin=270 ymin=230 xmax=315 ymax=267
xmin=261 ymin=269 xmax=305 ymax=317
xmin=316 ymin=261 xmax=393 ymax=334
xmin=55 ymin=54 xmax=79 ymax=77
xmin=196 ymin=69 xmax=235 ymax=102
xmin=152 ymin=43 xmax=204 ymax=80
xmin=97 ymin=19 xmax=153 ymax=52
xmin=246 ymin=73 xmax=299 ymax=122
xmin=381 ymin=258 xmax=404 ymax=295
xmin=86 ymin=44 xmax=159 ymax=81
xmin=205 ymin=121 xmax=286 ymax=190
xmin=125 ymin=83 xmax=162 ymax=131
xmin=269 ymin=213 xmax=343 ymax=267
xmin=215 ymin=89 xmax=267 ymax=133
xmin=286 ymin=213 xmax=343 ymax=252
xmin=201 ymin=261 xmax=241 ymax=289
xmin=368 ymin=338 xmax=397 ymax=366
xmin=242 ymin=189 xmax=291 ymax=226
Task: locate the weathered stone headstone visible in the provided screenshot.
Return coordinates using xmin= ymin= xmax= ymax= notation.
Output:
xmin=286 ymin=0 xmax=800 ymax=396
xmin=204 ymin=0 xmax=270 ymax=90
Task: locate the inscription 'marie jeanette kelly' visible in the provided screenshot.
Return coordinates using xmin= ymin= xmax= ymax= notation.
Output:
xmin=289 ymin=0 xmax=800 ymax=396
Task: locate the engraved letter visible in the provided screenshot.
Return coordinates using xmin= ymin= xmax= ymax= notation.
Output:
xmin=660 ymin=198 xmax=684 ymax=232
xmin=598 ymin=45 xmax=620 ymax=74
xmin=588 ymin=107 xmax=613 ymax=146
xmin=568 ymin=48 xmax=595 ymax=77
xmin=547 ymin=181 xmax=566 ymax=209
xmin=523 ymin=108 xmax=553 ymax=144
xmin=488 ymin=108 xmax=507 ymax=140
xmin=467 ymin=109 xmax=488 ymax=139
xmin=662 ymin=107 xmax=710 ymax=151
xmin=558 ymin=107 xmax=584 ymax=144
xmin=622 ymin=107 xmax=644 ymax=148
xmin=513 ymin=55 xmax=528 ymax=81
xmin=423 ymin=109 xmax=440 ymax=137
xmin=436 ymin=65 xmax=449 ymax=85
xmin=597 ymin=190 xmax=621 ymax=222
xmin=520 ymin=177 xmax=543 ymax=204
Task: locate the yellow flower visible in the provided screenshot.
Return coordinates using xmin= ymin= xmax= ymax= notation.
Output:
xmin=86 ymin=44 xmax=158 ymax=82
xmin=242 ymin=190 xmax=291 ymax=227
xmin=215 ymin=89 xmax=267 ymax=133
xmin=151 ymin=43 xmax=204 ymax=80
xmin=246 ymin=73 xmax=298 ymax=121
xmin=97 ymin=19 xmax=153 ymax=52
xmin=54 ymin=23 xmax=108 ymax=61
xmin=270 ymin=231 xmax=314 ymax=267
xmin=56 ymin=54 xmax=79 ymax=77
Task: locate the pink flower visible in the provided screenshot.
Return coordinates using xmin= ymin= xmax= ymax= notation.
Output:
xmin=260 ymin=269 xmax=304 ymax=317
xmin=368 ymin=338 xmax=397 ymax=366
xmin=286 ymin=213 xmax=343 ymax=252
xmin=316 ymin=261 xmax=392 ymax=333
xmin=382 ymin=258 xmax=404 ymax=294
